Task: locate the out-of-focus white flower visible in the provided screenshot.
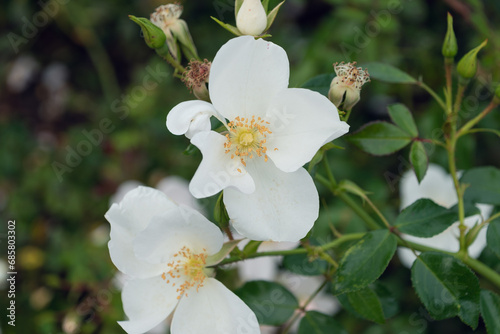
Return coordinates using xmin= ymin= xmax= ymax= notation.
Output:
xmin=167 ymin=36 xmax=349 ymax=242
xmin=238 ymin=241 xmax=299 ymax=281
xmin=105 ymin=186 xmax=259 ymax=334
xmin=7 ymin=55 xmax=39 ymax=93
xmin=398 ymin=164 xmax=492 ymax=268
xmin=237 ymin=241 xmax=339 ymax=333
xmin=328 ymin=61 xmax=370 ymax=110
xmin=236 ymin=0 xmax=268 ymax=36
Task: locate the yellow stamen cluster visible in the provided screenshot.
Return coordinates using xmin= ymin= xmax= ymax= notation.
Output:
xmin=161 ymin=246 xmax=207 ymax=299
xmin=223 ymin=116 xmax=272 ymax=168
xmin=333 ymin=61 xmax=370 ymax=90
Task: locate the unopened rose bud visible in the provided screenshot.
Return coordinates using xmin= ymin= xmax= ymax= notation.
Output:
xmin=457 ymin=39 xmax=487 ymax=81
xmin=129 ymin=16 xmax=167 ymax=51
xmin=236 ymin=0 xmax=267 ymax=36
xmin=150 ymin=4 xmax=198 ymax=61
xmin=442 ymin=13 xmax=458 ymax=59
xmin=328 ymin=62 xmax=370 ymax=110
xmin=182 ymin=59 xmax=211 ymax=101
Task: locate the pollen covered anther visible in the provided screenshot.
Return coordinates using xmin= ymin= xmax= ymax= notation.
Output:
xmin=162 ymin=246 xmax=208 ymax=299
xmin=224 ymin=115 xmax=273 ymax=170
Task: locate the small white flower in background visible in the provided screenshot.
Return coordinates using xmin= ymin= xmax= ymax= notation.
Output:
xmin=238 ymin=241 xmax=299 ymax=281
xmin=105 ymin=186 xmax=260 ymax=334
xmin=236 ymin=0 xmax=268 ymax=36
xmin=279 ymin=273 xmax=339 ymax=315
xmin=7 ymin=55 xmax=39 ymax=93
xmin=167 ymin=36 xmax=349 ymax=242
xmin=150 ymin=4 xmax=197 ymax=60
xmin=398 ymin=164 xmax=492 ymax=268
xmin=328 ymin=61 xmax=370 ymax=110
xmin=237 ymin=241 xmax=339 ymax=333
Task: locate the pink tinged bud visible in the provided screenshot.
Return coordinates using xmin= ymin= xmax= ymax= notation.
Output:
xmin=236 ymin=0 xmax=267 ymax=36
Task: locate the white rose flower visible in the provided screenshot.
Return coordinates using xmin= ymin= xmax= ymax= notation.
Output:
xmin=105 ymin=186 xmax=260 ymax=334
xmin=167 ymin=36 xmax=349 ymax=242
xmin=398 ymin=164 xmax=492 ymax=268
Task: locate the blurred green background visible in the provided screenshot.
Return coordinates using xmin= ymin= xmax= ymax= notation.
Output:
xmin=1 ymin=0 xmax=500 ymax=333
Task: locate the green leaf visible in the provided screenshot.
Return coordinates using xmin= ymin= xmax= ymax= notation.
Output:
xmin=372 ymin=281 xmax=399 ymax=318
xmin=411 ymin=252 xmax=480 ymax=329
xmin=362 ymin=62 xmax=417 ymax=84
xmin=486 ymin=220 xmax=500 ymax=258
xmin=298 ymin=311 xmax=348 ymax=334
xmin=480 ymin=290 xmax=500 ymax=334
xmin=234 ymin=281 xmax=299 ymax=326
xmin=347 ymin=121 xmax=412 ymax=156
xmin=282 ymin=251 xmax=329 ymax=276
xmin=333 ymin=230 xmax=397 ymax=294
xmin=409 ymin=141 xmax=428 ymax=183
xmin=338 ymin=287 xmax=385 ymax=324
xmin=461 ymin=167 xmax=500 ymax=205
xmin=387 ymin=103 xmax=418 ymax=137
xmin=395 ymin=199 xmax=458 ymax=237
xmin=210 ymin=16 xmax=241 ymax=36
xmin=301 ymin=73 xmax=335 ymax=97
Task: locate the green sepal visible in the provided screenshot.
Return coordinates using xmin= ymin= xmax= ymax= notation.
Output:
xmin=129 ymin=15 xmax=166 ymax=50
xmin=214 ymin=192 xmax=230 ymax=229
xmin=211 ymin=16 xmax=242 ymax=36
xmin=206 ymin=239 xmax=242 ymax=266
xmin=265 ymin=1 xmax=286 ymax=31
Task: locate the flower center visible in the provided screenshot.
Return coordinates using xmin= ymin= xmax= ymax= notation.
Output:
xmin=161 ymin=246 xmax=208 ymax=299
xmin=223 ymin=116 xmax=272 ymax=169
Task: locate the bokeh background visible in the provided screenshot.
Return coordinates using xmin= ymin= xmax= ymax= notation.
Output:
xmin=1 ymin=0 xmax=500 ymax=333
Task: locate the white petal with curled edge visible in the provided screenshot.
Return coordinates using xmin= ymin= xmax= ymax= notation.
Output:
xmin=108 ymin=237 xmax=165 ymax=279
xmin=118 ymin=276 xmax=178 ymax=334
xmin=171 ymin=278 xmax=260 ymax=334
xmin=265 ymin=88 xmax=349 ymax=172
xmin=209 ymin=36 xmax=289 ymax=120
xmin=167 ymin=100 xmax=219 ymax=138
xmin=134 ymin=206 xmax=224 ymax=264
xmin=189 ymin=131 xmax=255 ymax=198
xmin=224 ymin=159 xmax=319 ymax=242
xmin=105 ymin=186 xmax=177 ymax=240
